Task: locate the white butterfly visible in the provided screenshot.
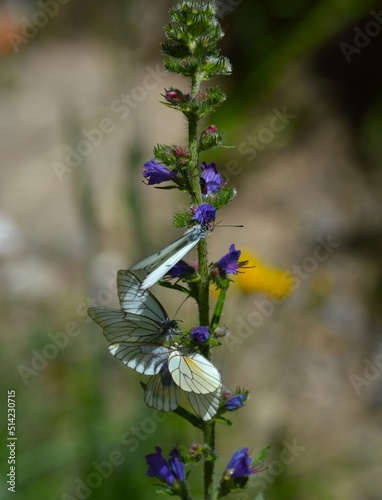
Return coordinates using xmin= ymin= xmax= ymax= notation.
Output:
xmin=129 ymin=224 xmax=209 ymax=289
xmin=144 ymin=363 xmax=222 ymax=421
xmin=88 ymin=271 xmax=178 ymax=345
xmin=88 ymin=270 xmax=222 ymax=419
xmin=167 ymin=349 xmax=221 ymax=394
xmin=106 ymin=341 xmax=221 ymax=393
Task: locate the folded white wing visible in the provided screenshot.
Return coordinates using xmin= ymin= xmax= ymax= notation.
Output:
xmin=117 ymin=270 xmax=172 ymax=321
xmin=144 ymin=366 xmax=180 ymax=412
xmin=168 ymin=351 xmax=221 ymax=394
xmin=108 ymin=343 xmax=171 ymax=375
xmin=186 ymin=385 xmax=222 ymax=421
xmin=130 ymin=225 xmax=208 ymax=289
xmin=144 ymin=364 xmax=221 ymax=421
xmin=88 ymin=306 xmax=174 ymax=344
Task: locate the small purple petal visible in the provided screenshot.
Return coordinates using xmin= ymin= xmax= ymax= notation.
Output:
xmin=190 ymin=326 xmax=210 ymax=344
xmin=201 ymin=162 xmax=223 ymax=194
xmin=216 ymin=244 xmax=241 ymax=275
xmin=192 ymin=203 xmax=216 ymax=225
xmin=143 ymin=159 xmax=177 ymax=185
xmin=225 ymin=394 xmax=245 ymax=411
xmin=169 ymin=448 xmax=185 ymax=482
xmin=166 ymin=260 xmax=195 ymax=279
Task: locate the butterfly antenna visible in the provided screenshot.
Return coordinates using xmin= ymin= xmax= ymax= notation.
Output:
xmin=174 ymin=294 xmax=190 ymax=321
xmin=215 ymin=220 xmax=244 ymax=228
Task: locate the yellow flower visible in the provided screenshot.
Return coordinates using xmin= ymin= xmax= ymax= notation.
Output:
xmin=233 ymin=249 xmax=293 ymax=299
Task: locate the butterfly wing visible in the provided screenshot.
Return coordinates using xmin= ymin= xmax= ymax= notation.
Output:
xmin=144 ymin=364 xmax=180 ymax=412
xmin=108 ymin=343 xmax=172 ymax=375
xmin=88 ymin=307 xmax=171 ymax=344
xmin=130 ymin=225 xmax=207 ymax=289
xmin=168 ymin=350 xmax=221 ymax=394
xmin=117 ymin=270 xmax=171 ymax=321
xmin=186 ymin=385 xmax=222 ymax=421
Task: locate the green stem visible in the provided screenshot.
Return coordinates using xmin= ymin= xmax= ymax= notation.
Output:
xmin=202 ymin=421 xmax=216 ymax=500
xmin=188 ymin=69 xmax=215 ymax=500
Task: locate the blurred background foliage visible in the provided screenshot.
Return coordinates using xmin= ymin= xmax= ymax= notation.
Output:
xmin=1 ymin=0 xmax=382 ymax=499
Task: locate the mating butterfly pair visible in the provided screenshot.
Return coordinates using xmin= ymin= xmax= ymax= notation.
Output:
xmin=88 ymin=225 xmax=222 ymax=421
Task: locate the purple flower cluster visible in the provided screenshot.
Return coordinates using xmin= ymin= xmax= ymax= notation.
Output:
xmin=142 ymin=157 xmax=224 ymax=228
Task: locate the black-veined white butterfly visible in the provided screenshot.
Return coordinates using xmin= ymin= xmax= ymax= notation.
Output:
xmin=105 ymin=341 xmax=221 ymax=392
xmin=144 ymin=363 xmax=222 ymax=421
xmin=130 ymin=224 xmax=210 ymax=289
xmin=88 ymin=270 xmax=221 ymax=418
xmin=88 ymin=271 xmax=220 ymax=387
xmin=88 ymin=270 xmax=179 ymax=345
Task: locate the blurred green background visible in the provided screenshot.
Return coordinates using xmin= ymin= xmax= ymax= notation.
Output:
xmin=1 ymin=0 xmax=382 ymax=498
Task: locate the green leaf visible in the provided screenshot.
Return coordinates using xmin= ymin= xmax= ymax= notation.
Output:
xmin=210 ymin=288 xmax=226 ymax=331
xmin=173 ymin=212 xmax=193 ymax=228
xmin=209 ymin=185 xmax=237 ymax=210
xmin=215 ymin=416 xmax=233 ymax=426
xmin=154 ymin=185 xmax=180 ymax=190
xmin=254 ymin=445 xmax=271 ymax=465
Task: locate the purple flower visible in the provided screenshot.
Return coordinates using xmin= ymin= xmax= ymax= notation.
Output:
xmin=143 ymin=159 xmax=177 ymax=185
xmin=166 ymin=260 xmax=195 ymax=279
xmin=191 ymin=326 xmax=210 ymax=344
xmin=225 ymin=448 xmax=255 ymax=479
xmin=216 ymin=244 xmax=241 ymax=275
xmin=192 ymin=203 xmax=216 ymax=225
xmin=145 ymin=447 xmax=185 ymax=487
xmin=201 ymin=162 xmax=223 ymax=194
xmin=225 ymin=394 xmax=245 ymax=411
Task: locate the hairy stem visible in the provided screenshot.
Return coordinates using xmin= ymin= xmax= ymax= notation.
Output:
xmin=188 ymin=69 xmax=215 ymax=500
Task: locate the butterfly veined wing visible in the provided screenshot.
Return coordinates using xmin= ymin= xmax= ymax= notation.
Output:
xmin=186 ymin=384 xmax=222 ymax=421
xmin=88 ymin=306 xmax=173 ymax=344
xmin=144 ymin=364 xmax=180 ymax=412
xmin=108 ymin=343 xmax=172 ymax=375
xmin=168 ymin=350 xmax=221 ymax=394
xmin=130 ymin=224 xmax=208 ymax=289
xmin=117 ymin=270 xmax=171 ymax=320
